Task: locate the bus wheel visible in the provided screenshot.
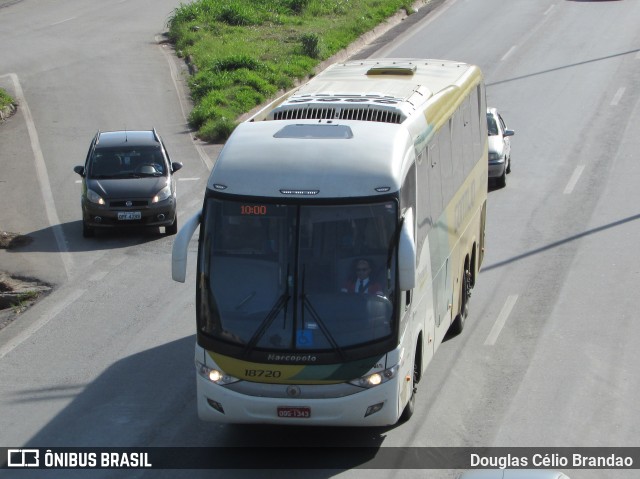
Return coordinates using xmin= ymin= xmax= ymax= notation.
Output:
xmin=399 ymin=360 xmax=418 ymax=423
xmin=450 ymin=268 xmax=470 ymax=335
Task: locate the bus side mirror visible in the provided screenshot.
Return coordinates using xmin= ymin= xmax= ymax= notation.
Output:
xmin=172 ymin=210 xmax=202 ymax=283
xmin=398 ymin=208 xmax=416 ymax=290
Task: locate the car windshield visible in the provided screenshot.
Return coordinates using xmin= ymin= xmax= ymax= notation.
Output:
xmin=487 ymin=113 xmax=499 ymax=136
xmin=89 ymin=146 xmax=165 ymax=178
xmin=198 ymin=197 xmax=398 ymax=353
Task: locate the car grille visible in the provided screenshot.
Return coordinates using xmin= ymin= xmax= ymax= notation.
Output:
xmin=109 ymin=200 xmax=148 ymax=207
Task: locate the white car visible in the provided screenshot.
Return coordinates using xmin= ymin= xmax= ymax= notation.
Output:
xmin=487 ymin=107 xmax=515 ymax=187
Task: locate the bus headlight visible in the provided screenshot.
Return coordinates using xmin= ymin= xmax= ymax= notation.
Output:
xmin=196 ymin=360 xmax=239 ymax=385
xmin=349 ymin=364 xmax=399 ymax=388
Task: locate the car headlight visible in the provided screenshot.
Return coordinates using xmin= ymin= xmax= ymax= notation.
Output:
xmin=87 ymin=189 xmax=105 ymax=205
xmin=488 ymin=152 xmax=501 ymax=161
xmin=152 ymin=185 xmax=172 ymax=203
xmin=348 ymin=364 xmax=399 ymax=388
xmin=196 ymin=360 xmax=240 ymax=385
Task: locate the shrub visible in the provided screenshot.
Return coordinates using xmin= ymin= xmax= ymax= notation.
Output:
xmin=211 ymin=55 xmax=265 ymax=73
xmin=287 ymin=0 xmax=311 ymax=14
xmin=300 ymin=33 xmax=321 ymax=59
xmin=217 ymin=3 xmax=257 ymax=26
xmin=199 ymin=116 xmax=238 ymax=143
xmin=188 ymin=90 xmax=227 ymax=129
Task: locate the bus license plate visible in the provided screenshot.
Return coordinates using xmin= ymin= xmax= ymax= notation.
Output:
xmin=277 ymin=406 xmax=310 ymax=418
xmin=118 ymin=211 xmax=142 ymax=221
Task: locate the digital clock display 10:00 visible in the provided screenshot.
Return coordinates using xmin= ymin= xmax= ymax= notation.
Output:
xmin=240 ymin=204 xmax=268 ymax=215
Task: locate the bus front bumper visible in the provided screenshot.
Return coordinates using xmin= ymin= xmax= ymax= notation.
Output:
xmin=195 ymin=374 xmax=405 ymax=427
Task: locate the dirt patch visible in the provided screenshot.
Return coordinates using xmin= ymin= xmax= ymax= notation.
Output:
xmin=0 ymin=272 xmax=50 ymax=330
xmin=0 ymin=230 xmax=33 ymax=249
xmin=0 ymin=231 xmax=49 ymax=330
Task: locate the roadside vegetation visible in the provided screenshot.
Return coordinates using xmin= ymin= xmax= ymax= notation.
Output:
xmin=0 ymin=88 xmax=13 ymax=109
xmin=0 ymin=88 xmax=15 ymax=118
xmin=167 ymin=0 xmax=416 ymax=142
xmin=0 ymin=90 xmax=42 ymax=324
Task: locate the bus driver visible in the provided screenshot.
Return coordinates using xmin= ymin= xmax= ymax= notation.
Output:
xmin=341 ymin=258 xmax=383 ymax=295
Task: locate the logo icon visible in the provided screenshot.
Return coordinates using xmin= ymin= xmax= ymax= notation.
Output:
xmin=8 ymin=449 xmax=39 ymax=467
xmin=286 ymin=385 xmax=301 ymax=397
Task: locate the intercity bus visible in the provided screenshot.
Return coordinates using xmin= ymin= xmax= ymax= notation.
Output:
xmin=172 ymin=58 xmax=488 ymax=426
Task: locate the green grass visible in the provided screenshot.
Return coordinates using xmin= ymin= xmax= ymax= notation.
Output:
xmin=167 ymin=0 xmax=416 ymax=142
xmin=11 ymin=291 xmax=40 ymax=315
xmin=0 ymin=89 xmax=14 ymax=111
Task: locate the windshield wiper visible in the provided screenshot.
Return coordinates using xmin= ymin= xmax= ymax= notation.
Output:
xmin=243 ymin=264 xmax=291 ymax=357
xmin=300 ymin=265 xmax=346 ymax=361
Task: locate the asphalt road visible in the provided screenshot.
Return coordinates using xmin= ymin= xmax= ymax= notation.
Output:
xmin=1 ymin=0 xmax=639 ymax=478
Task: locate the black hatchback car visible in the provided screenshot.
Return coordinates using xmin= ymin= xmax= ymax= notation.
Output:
xmin=74 ymin=129 xmax=183 ymax=237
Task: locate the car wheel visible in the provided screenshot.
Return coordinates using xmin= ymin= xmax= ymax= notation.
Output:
xmin=497 ymin=168 xmax=507 ymax=188
xmin=506 ymin=156 xmax=511 ymax=174
xmin=165 ymin=217 xmax=178 ymax=235
xmin=82 ymin=220 xmax=94 ymax=238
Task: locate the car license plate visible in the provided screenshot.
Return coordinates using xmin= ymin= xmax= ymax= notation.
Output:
xmin=117 ymin=211 xmax=142 ymax=221
xmin=277 ymin=406 xmax=310 ymax=418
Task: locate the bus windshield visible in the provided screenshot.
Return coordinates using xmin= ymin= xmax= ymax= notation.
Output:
xmin=198 ymin=197 xmax=398 ymax=353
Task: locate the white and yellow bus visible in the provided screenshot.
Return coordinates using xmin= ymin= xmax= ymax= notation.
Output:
xmin=172 ymin=59 xmax=488 ymax=426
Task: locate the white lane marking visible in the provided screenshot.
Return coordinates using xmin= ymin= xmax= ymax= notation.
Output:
xmin=563 ymin=165 xmax=585 ymax=195
xmin=1 ymin=73 xmax=73 ymax=280
xmin=0 ymin=288 xmax=86 ymax=360
xmin=610 ymin=87 xmax=626 ymax=106
xmin=50 ymin=17 xmax=76 ymax=26
xmin=501 ymin=46 xmax=517 ymax=62
xmin=484 ymin=294 xmax=519 ymax=346
xmin=88 ymin=270 xmax=109 ymax=282
xmin=497 ymin=5 xmax=556 ymax=67
xmin=156 ymin=36 xmax=213 ymax=171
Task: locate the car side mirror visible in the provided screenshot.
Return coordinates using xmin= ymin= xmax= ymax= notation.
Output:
xmin=172 ymin=162 xmax=183 ymax=173
xmin=73 ymin=165 xmax=85 ymax=176
xmin=504 ymin=129 xmax=515 ymax=137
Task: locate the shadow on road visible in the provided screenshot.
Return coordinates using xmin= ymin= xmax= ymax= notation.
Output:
xmin=3 ymin=220 xmax=171 ymax=254
xmin=3 ymin=334 xmax=395 ymax=477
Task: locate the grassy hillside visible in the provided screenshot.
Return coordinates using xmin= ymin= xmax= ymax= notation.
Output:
xmin=167 ymin=0 xmax=416 ymax=142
